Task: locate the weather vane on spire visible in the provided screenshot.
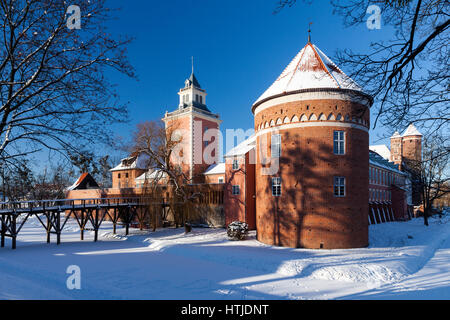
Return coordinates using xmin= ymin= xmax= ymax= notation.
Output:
xmin=308 ymin=22 xmax=313 ymax=43
xmin=191 ymin=56 xmax=194 ymax=74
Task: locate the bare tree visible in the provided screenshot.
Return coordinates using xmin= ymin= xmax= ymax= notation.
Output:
xmin=132 ymin=120 xmax=202 ymax=230
xmin=274 ymin=0 xmax=449 ymax=136
xmin=407 ymin=133 xmax=450 ymax=225
xmin=0 ymin=1 xmax=135 ymax=167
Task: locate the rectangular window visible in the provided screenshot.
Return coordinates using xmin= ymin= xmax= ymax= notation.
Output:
xmin=232 ymin=185 xmax=240 ymax=195
xmin=200 ymin=96 xmax=203 ymax=104
xmin=118 ymin=173 xmax=121 ymax=179
xmin=272 ymin=177 xmax=281 ymax=196
xmin=334 ymin=177 xmax=346 ymax=197
xmin=271 ymin=134 xmax=281 ymax=158
xmin=333 ymin=131 xmax=345 ymax=155
xmin=218 ymin=177 xmax=224 ymax=184
xmin=204 ymin=126 xmax=209 ymax=147
xmin=232 ymin=158 xmax=239 ymax=170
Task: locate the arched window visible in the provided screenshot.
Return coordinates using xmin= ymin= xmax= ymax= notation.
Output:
xmin=309 ymin=113 xmax=317 ymax=121
xmin=300 ymin=114 xmax=307 ymax=122
xmin=327 ymin=113 xmax=336 ymax=120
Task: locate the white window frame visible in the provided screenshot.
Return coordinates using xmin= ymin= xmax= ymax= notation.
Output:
xmin=333 ymin=131 xmax=345 ymax=155
xmin=334 ymin=176 xmax=346 ymax=197
xmin=272 ymin=177 xmax=281 ymax=196
xmin=271 ymin=134 xmax=281 ymax=158
xmin=232 ymin=157 xmax=239 ymax=170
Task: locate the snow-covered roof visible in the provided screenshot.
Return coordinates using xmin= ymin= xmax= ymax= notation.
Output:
xmin=110 ymin=154 xmax=149 ymax=172
xmin=204 ymin=163 xmax=225 ymax=175
xmin=253 ymin=42 xmax=363 ymax=106
xmin=135 ymin=169 xmax=167 ymax=181
xmin=391 ymin=131 xmax=401 ymax=139
xmin=224 ymin=135 xmax=256 ymax=158
xmin=402 ymin=124 xmax=422 ymax=137
xmin=369 ymin=151 xmax=405 ymax=175
xmin=67 ymin=173 xmax=99 ymax=191
xmin=369 ymin=145 xmax=391 ymax=161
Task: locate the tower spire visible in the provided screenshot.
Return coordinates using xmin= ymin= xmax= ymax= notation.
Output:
xmin=308 ymin=22 xmax=313 ymax=43
xmin=191 ymin=56 xmax=194 ymax=75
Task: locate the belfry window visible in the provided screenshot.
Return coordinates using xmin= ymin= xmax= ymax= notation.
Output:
xmin=271 ymin=134 xmax=281 ymax=158
xmin=333 ymin=131 xmax=345 ymax=155
xmin=272 ymin=177 xmax=282 ymax=196
xmin=334 ymin=177 xmax=346 ymax=197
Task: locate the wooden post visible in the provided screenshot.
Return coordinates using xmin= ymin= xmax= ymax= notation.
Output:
xmin=11 ymin=214 xmax=16 ymax=250
xmin=94 ymin=206 xmax=99 ymax=242
xmin=80 ymin=209 xmax=84 ymax=241
xmin=1 ymin=214 xmax=5 ymax=248
xmin=46 ymin=214 xmax=51 ymax=244
xmin=113 ymin=207 xmax=117 ymax=234
xmin=125 ymin=205 xmax=130 ymax=236
xmin=56 ymin=211 xmax=61 ymax=245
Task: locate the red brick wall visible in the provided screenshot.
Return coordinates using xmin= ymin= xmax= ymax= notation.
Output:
xmin=254 ymin=98 xmax=370 ymax=249
xmin=392 ymin=185 xmax=408 ymax=220
xmin=112 ymin=169 xmax=146 ymax=189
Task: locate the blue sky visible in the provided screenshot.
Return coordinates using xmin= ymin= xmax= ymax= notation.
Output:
xmin=101 ymin=0 xmax=392 ymax=158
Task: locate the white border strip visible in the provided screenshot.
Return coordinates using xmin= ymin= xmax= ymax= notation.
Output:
xmin=254 ymin=90 xmax=371 ymax=115
xmin=256 ymin=121 xmax=369 ymax=137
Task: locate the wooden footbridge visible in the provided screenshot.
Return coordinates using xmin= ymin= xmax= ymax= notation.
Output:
xmin=0 ymin=197 xmax=163 ymax=249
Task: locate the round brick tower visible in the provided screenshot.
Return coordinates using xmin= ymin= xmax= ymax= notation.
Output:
xmin=252 ymin=41 xmax=373 ymax=249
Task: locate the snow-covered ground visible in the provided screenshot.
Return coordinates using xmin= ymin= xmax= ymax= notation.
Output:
xmin=0 ymin=212 xmax=449 ymax=300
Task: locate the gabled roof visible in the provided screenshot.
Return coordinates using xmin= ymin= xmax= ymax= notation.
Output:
xmin=110 ymin=154 xmax=149 ymax=172
xmin=402 ymin=124 xmax=422 ymax=137
xmin=224 ymin=135 xmax=256 ymax=158
xmin=369 ymin=150 xmax=405 ymax=175
xmin=253 ymin=42 xmax=365 ymax=107
xmin=369 ymin=145 xmax=391 ymax=161
xmin=204 ymin=163 xmax=226 ymax=175
xmin=67 ymin=172 xmax=99 ymax=191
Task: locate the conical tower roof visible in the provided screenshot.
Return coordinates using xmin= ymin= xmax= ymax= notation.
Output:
xmin=253 ymin=42 xmax=367 ymax=108
xmin=402 ymin=124 xmax=422 ymax=137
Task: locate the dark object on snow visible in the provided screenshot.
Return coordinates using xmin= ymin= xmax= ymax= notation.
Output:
xmin=407 ymin=234 xmax=413 ymax=239
xmin=185 ymin=223 xmax=192 ymax=233
xmin=227 ymin=221 xmax=248 ymax=240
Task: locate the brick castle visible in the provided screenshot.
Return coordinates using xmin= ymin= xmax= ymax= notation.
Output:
xmin=68 ymin=40 xmax=422 ymax=249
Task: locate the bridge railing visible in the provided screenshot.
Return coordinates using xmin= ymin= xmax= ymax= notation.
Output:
xmin=0 ymin=197 xmax=158 ymax=212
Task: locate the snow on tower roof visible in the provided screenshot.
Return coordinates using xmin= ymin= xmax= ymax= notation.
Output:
xmin=402 ymin=124 xmax=422 ymax=137
xmin=253 ymin=42 xmax=365 ymax=107
xmin=391 ymin=131 xmax=401 ymax=138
